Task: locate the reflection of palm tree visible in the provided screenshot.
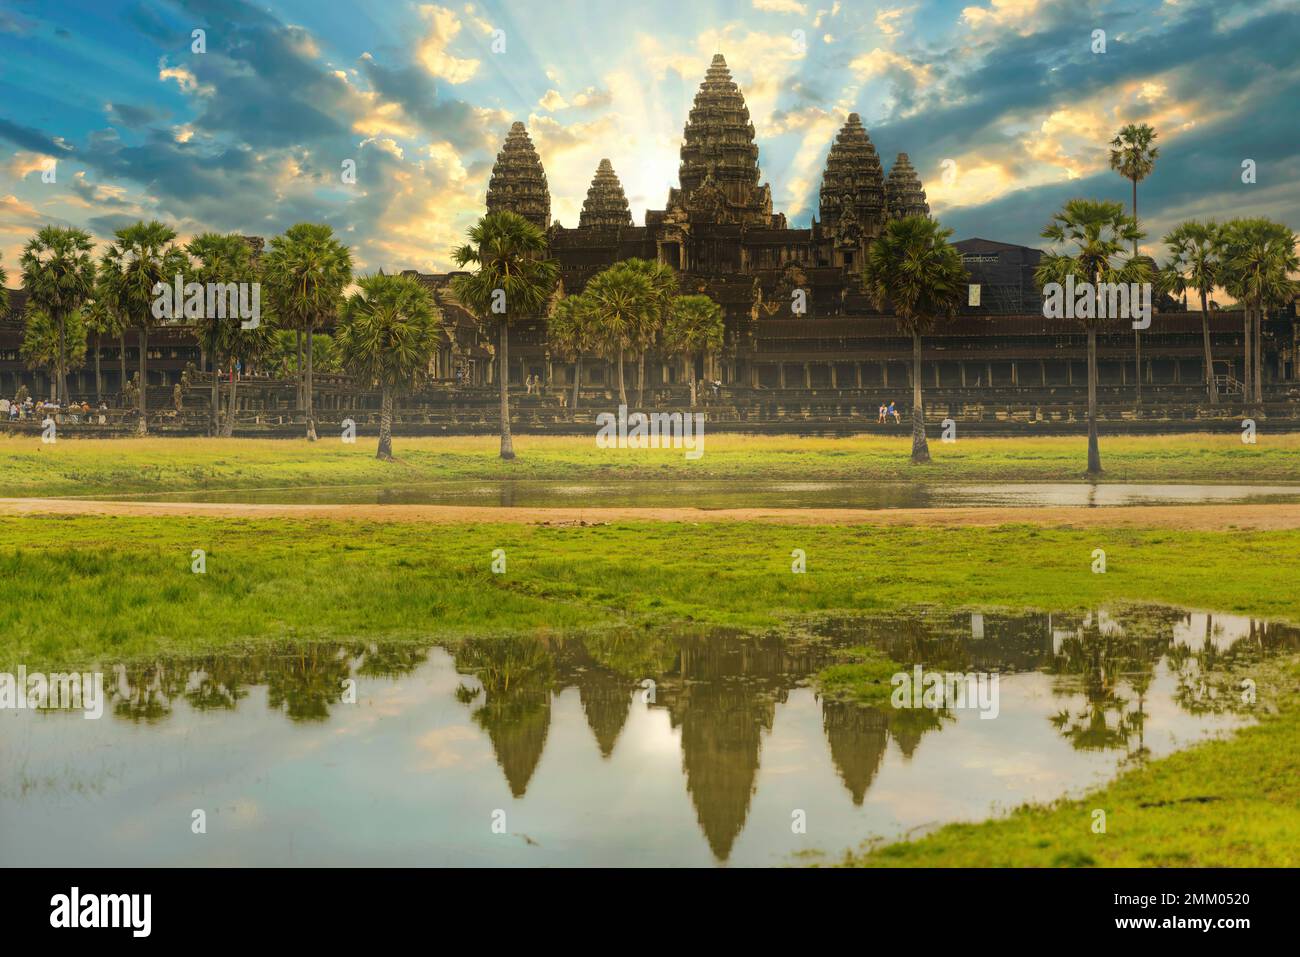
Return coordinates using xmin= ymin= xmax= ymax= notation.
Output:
xmin=263 ymin=646 xmax=352 ymax=722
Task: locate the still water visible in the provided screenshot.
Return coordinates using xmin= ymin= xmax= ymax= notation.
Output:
xmin=90 ymin=480 xmax=1300 ymax=509
xmin=1 ymin=607 xmax=1289 ymax=866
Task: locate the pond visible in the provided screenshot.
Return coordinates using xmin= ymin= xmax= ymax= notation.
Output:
xmin=84 ymin=480 xmax=1300 ymax=509
xmin=0 ymin=606 xmax=1290 ymax=867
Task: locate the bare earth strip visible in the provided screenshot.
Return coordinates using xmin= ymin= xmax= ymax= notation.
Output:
xmin=2 ymin=497 xmax=1300 ymax=531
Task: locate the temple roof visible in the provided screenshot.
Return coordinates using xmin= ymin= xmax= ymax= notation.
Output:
xmin=819 ymin=113 xmax=886 ymax=231
xmin=579 ymin=158 xmax=633 ymax=229
xmin=885 ymin=152 xmax=930 ymax=220
xmin=486 ymin=121 xmax=551 ymax=229
xmin=676 ymin=54 xmax=773 ymax=224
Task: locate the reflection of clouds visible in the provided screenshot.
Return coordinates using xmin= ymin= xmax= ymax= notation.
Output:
xmin=412 ymin=725 xmax=482 ymax=771
xmin=1172 ymin=613 xmax=1257 ymax=653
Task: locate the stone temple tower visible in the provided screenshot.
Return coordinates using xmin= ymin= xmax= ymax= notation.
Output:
xmin=486 ymin=121 xmax=551 ymax=229
xmin=671 ymin=53 xmax=775 ymax=225
xmin=818 ymin=112 xmax=886 ymax=235
xmin=884 ymin=152 xmax=930 ymax=220
xmin=579 ymin=159 xmax=633 ymax=228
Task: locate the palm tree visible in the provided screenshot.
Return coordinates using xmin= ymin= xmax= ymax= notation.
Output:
xmin=547 ymin=293 xmax=600 ymax=416
xmin=0 ymin=253 xmax=8 ymax=320
xmin=1218 ymin=218 xmax=1300 ymax=406
xmin=451 ymin=211 xmax=559 ymax=460
xmin=1161 ymin=221 xmax=1221 ymax=404
xmin=187 ymin=233 xmax=258 ymax=435
xmin=21 ymin=306 xmax=87 ymax=399
xmin=663 ymin=294 xmax=725 ymax=406
xmin=98 ymin=220 xmax=187 ymax=433
xmin=1036 ymin=199 xmax=1145 ymax=475
xmin=861 ymin=215 xmax=967 ymax=464
xmin=336 ymin=273 xmax=441 ymax=460
xmin=1110 ymin=124 xmax=1159 ymax=406
xmin=19 ymin=226 xmax=96 ymax=406
xmin=262 ymin=223 xmax=353 ymax=441
xmin=81 ymin=286 xmax=121 ymax=406
xmin=621 ymin=258 xmax=677 ymax=406
xmin=583 ymin=263 xmax=656 ymax=408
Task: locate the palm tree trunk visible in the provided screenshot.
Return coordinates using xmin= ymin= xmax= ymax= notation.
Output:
xmin=57 ymin=314 xmax=67 ymax=406
xmin=1254 ymin=304 xmax=1264 ymax=404
xmin=119 ymin=332 xmax=127 ymax=406
xmin=137 ymin=326 xmax=148 ymax=435
xmin=221 ymin=359 xmax=237 ymax=437
xmin=689 ymin=355 xmax=698 ymax=407
xmin=571 ymin=356 xmax=580 ymax=419
xmin=377 ymin=387 xmax=393 ymax=460
xmin=295 ymin=328 xmax=303 ymax=410
xmin=498 ymin=318 xmax=514 ymax=460
xmin=637 ymin=351 xmax=646 ymax=407
xmin=1243 ymin=307 xmax=1253 ymax=406
xmin=1133 ymin=329 xmax=1142 ymax=411
xmin=1087 ymin=328 xmax=1101 ymax=475
xmin=1201 ymin=290 xmax=1217 ymax=405
xmin=910 ymin=330 xmax=930 ymax=464
xmin=94 ymin=331 xmax=102 ymax=405
xmin=305 ymin=325 xmax=317 ymax=441
xmin=617 ymin=345 xmax=627 ymax=407
xmin=210 ymin=337 xmax=220 ymax=436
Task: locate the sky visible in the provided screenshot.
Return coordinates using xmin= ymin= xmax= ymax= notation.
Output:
xmin=1 ymin=0 xmax=1297 ymax=277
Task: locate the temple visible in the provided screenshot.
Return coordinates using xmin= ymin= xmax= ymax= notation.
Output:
xmin=3 ymin=52 xmax=1299 ymax=427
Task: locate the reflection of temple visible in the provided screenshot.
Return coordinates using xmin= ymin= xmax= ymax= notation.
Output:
xmin=822 ymin=700 xmax=889 ymax=806
xmin=650 ymin=633 xmax=826 ymax=860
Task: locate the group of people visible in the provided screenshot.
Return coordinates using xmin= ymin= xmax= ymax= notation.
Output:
xmin=0 ymin=396 xmax=110 ymax=423
xmin=524 ymin=374 xmax=545 ymax=395
xmin=877 ymin=400 xmax=901 ymax=424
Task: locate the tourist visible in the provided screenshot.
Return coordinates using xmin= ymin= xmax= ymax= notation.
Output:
xmin=888 ymin=400 xmax=900 ymax=424
xmin=878 ymin=402 xmax=887 ymax=424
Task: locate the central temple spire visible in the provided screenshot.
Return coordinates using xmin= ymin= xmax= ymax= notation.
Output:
xmin=673 ymin=53 xmax=774 ymax=225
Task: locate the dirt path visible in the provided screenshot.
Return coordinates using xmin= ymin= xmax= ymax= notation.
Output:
xmin=3 ymin=497 xmax=1300 ymax=530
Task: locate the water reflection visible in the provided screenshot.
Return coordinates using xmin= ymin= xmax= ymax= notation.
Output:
xmin=86 ymin=480 xmax=1300 ymax=510
xmin=2 ymin=607 xmax=1293 ymax=867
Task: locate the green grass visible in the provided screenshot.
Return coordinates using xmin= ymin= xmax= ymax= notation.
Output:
xmin=4 ymin=514 xmax=1300 ymax=669
xmin=1 ymin=432 xmax=1297 ymax=496
xmin=838 ymin=656 xmax=1300 ymax=868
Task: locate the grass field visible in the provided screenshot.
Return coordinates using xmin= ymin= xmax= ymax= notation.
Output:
xmin=1 ymin=432 xmax=1297 ymax=495
xmin=2 ymin=433 xmax=1297 ymax=868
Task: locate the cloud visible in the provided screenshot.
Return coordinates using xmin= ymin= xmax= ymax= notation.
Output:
xmin=752 ymin=0 xmax=808 ymax=12
xmin=416 ymin=4 xmax=480 ymax=84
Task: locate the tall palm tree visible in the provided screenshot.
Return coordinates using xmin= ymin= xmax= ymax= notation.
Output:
xmin=19 ymin=226 xmax=96 ymax=405
xmin=621 ymin=258 xmax=677 ymax=406
xmin=547 ymin=293 xmax=600 ymax=417
xmin=1161 ymin=220 xmax=1221 ymax=404
xmin=1218 ymin=218 xmax=1300 ymax=406
xmin=98 ymin=220 xmax=187 ymax=434
xmin=1036 ymin=199 xmax=1144 ymax=476
xmin=451 ymin=211 xmax=559 ymax=460
xmin=262 ymin=223 xmax=353 ymax=441
xmin=1110 ymin=123 xmax=1159 ymax=407
xmin=21 ymin=306 xmax=87 ymax=399
xmin=336 ymin=273 xmax=441 ymax=460
xmin=663 ymin=294 xmax=724 ymax=406
xmin=584 ymin=263 xmax=656 ymax=408
xmin=187 ymin=233 xmax=257 ymax=435
xmin=861 ymin=215 xmax=967 ymax=464
xmin=81 ymin=286 xmax=121 ymax=405
xmin=0 ymin=253 xmax=8 ymax=320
